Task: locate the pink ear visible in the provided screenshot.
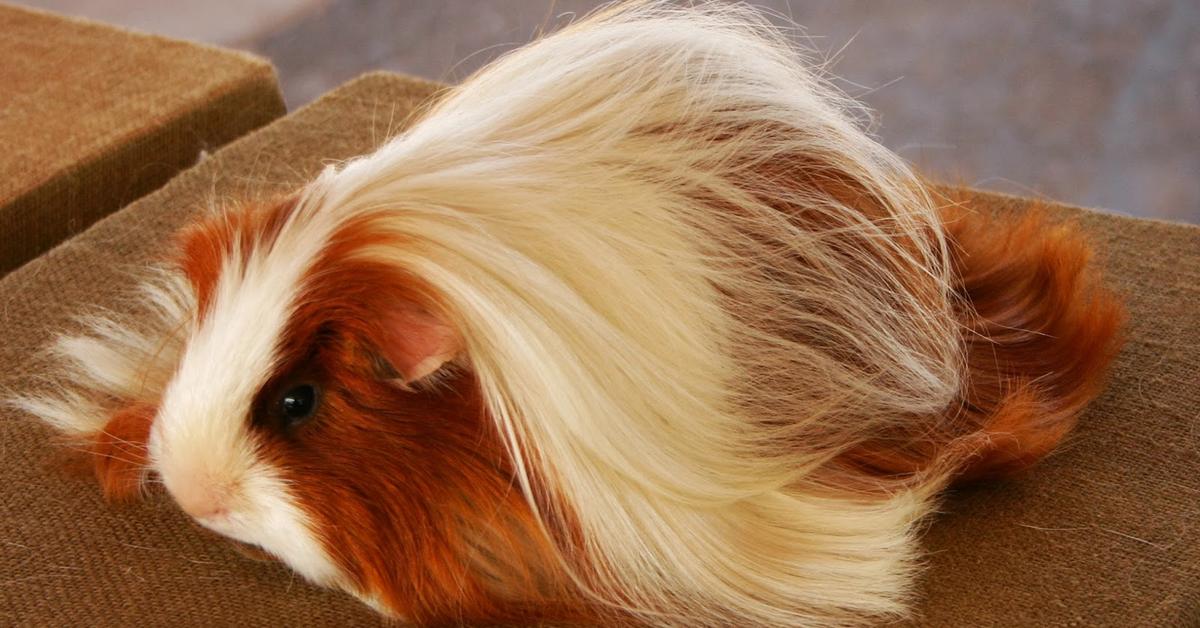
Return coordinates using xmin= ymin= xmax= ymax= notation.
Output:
xmin=378 ymin=302 xmax=462 ymax=383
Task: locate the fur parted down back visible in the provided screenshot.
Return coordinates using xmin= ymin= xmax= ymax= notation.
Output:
xmin=315 ymin=3 xmax=966 ymax=624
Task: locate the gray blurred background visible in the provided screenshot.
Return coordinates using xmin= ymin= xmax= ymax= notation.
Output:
xmin=21 ymin=0 xmax=1200 ymax=223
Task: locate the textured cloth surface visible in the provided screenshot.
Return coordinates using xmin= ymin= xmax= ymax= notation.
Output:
xmin=0 ymin=72 xmax=1195 ymax=627
xmin=0 ymin=3 xmax=285 ymax=275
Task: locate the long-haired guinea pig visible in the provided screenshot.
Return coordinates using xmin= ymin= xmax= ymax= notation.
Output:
xmin=21 ymin=2 xmax=1124 ymax=626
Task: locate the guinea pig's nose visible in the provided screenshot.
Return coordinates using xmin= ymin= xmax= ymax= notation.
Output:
xmin=170 ymin=481 xmax=231 ymax=521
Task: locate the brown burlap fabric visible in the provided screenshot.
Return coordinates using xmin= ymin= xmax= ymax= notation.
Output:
xmin=0 ymin=3 xmax=285 ymax=276
xmin=0 ymin=73 xmax=1195 ymax=627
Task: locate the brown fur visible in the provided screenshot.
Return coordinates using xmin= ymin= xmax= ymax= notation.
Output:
xmin=844 ymin=197 xmax=1125 ymax=483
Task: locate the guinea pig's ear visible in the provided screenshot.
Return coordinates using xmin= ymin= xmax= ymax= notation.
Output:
xmin=375 ymin=299 xmax=463 ymax=385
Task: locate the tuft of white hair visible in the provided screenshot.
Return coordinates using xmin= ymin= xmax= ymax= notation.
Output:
xmin=14 ymin=269 xmax=194 ymax=438
xmin=310 ymin=2 xmax=965 ymax=625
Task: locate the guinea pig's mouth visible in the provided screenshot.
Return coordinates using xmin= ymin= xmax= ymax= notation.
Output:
xmin=189 ymin=522 xmax=279 ymax=563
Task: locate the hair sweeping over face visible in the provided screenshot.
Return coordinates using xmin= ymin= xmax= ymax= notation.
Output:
xmin=20 ymin=2 xmax=1124 ymax=625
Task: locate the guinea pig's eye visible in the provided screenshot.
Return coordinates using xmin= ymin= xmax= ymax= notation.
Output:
xmin=277 ymin=383 xmax=320 ymax=428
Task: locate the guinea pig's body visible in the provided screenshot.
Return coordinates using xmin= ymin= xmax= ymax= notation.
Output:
xmin=22 ymin=3 xmax=1123 ymax=626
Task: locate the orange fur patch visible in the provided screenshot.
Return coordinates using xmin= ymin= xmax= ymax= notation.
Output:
xmin=844 ymin=200 xmax=1125 ymax=483
xmin=175 ymin=195 xmax=299 ymax=317
xmin=91 ymin=402 xmax=156 ymax=501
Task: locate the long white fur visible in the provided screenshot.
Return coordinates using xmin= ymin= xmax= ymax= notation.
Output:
xmin=318 ymin=2 xmax=963 ymax=624
xmin=21 ymin=2 xmax=969 ymax=625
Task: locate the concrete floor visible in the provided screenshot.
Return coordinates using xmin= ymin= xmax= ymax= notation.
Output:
xmin=20 ymin=0 xmax=1200 ymax=223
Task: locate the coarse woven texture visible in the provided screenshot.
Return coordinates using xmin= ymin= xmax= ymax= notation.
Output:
xmin=0 ymin=72 xmax=1196 ymax=627
xmin=0 ymin=2 xmax=286 ymax=276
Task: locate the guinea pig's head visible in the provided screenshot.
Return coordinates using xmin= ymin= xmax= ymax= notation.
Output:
xmin=135 ymin=195 xmax=570 ymax=621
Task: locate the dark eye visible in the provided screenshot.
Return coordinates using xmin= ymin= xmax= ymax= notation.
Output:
xmin=278 ymin=383 xmax=320 ymax=428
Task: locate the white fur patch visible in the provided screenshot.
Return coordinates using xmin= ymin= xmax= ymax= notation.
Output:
xmin=149 ymin=188 xmax=348 ymax=588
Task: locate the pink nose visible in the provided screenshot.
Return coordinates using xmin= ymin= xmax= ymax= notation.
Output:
xmin=169 ymin=481 xmax=231 ymax=521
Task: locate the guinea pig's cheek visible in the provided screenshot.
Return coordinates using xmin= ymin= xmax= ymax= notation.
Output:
xmin=216 ymin=462 xmax=346 ymax=588
xmin=186 ymin=471 xmax=344 ymax=586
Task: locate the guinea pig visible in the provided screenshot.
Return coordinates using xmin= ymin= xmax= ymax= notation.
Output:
xmin=21 ymin=2 xmax=1124 ymax=626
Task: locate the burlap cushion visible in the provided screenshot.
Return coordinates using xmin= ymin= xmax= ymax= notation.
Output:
xmin=0 ymin=72 xmax=1195 ymax=627
xmin=0 ymin=3 xmax=285 ymax=276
